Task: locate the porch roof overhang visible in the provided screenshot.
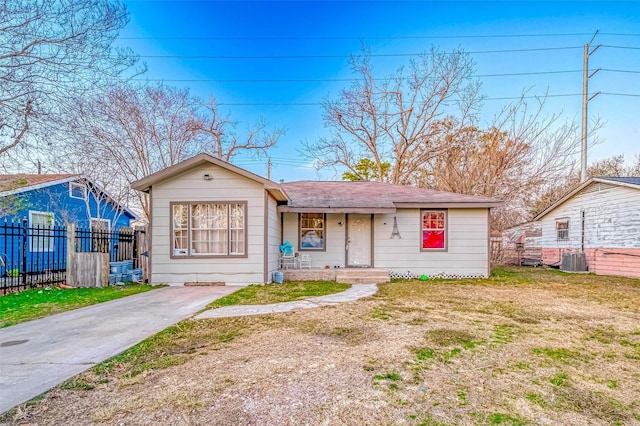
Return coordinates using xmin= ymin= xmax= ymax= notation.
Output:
xmin=277 ymin=206 xmax=396 ymax=214
xmin=393 ymin=201 xmax=504 ymax=209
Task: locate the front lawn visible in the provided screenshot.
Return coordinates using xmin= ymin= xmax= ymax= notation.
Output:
xmin=206 ymin=280 xmax=351 ymax=309
xmin=0 ymin=284 xmax=156 ymax=328
xmin=6 ymin=268 xmax=640 ymax=425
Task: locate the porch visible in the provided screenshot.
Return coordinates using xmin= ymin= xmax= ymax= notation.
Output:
xmin=282 ymin=267 xmax=390 ymax=284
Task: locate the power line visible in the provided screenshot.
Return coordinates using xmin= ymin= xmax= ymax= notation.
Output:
xmin=120 ymin=32 xmax=597 ymax=41
xmin=131 ymin=69 xmax=583 ymax=83
xmin=119 ymin=32 xmax=640 ymax=41
xmin=213 ymin=92 xmax=640 ymax=107
xmin=136 ymin=46 xmax=582 ymax=60
xmin=601 ymin=92 xmax=640 ymax=97
xmin=602 ymin=45 xmax=640 ymax=50
xmin=214 ymin=93 xmax=586 ymax=107
xmin=602 ymin=69 xmax=640 ymax=74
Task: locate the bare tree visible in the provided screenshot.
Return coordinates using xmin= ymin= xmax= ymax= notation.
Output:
xmin=532 ymin=153 xmax=640 ymax=217
xmin=0 ymin=0 xmax=141 ymax=160
xmin=303 ymin=46 xmax=480 ymax=184
xmin=417 ymin=92 xmax=603 ymax=229
xmin=202 ymin=97 xmax=284 ymax=162
xmin=64 ymin=84 xmax=284 ymax=219
xmin=65 ymin=84 xmax=206 ymax=218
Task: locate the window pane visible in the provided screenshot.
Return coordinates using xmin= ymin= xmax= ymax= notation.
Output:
xmin=172 ymin=204 xmax=189 ymax=254
xmin=31 ymin=212 xmax=54 ymax=252
xmin=191 ymin=204 xmax=228 ymax=255
xmin=300 ymin=213 xmax=324 ymax=249
xmin=422 ymin=211 xmax=446 ymax=250
xmin=423 ymin=230 xmax=445 ymax=249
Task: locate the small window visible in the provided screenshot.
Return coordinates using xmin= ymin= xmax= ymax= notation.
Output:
xmin=556 ymin=220 xmax=569 ymax=241
xmin=69 ymin=182 xmax=87 ymax=200
xmin=299 ymin=213 xmax=325 ymax=250
xmin=171 ymin=202 xmax=247 ymax=257
xmin=29 ymin=211 xmax=55 ymax=252
xmin=421 ymin=210 xmax=447 ymax=250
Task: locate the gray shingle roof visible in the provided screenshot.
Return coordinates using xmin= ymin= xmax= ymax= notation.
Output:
xmin=281 ymin=181 xmax=502 ymax=210
xmin=597 ymin=176 xmax=640 ymax=186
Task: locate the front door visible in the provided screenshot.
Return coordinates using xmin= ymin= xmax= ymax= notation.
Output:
xmin=347 ymin=214 xmax=372 ymax=267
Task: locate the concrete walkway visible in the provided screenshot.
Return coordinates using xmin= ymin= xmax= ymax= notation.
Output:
xmin=0 ymin=286 xmax=237 ymax=415
xmin=195 ymin=283 xmax=378 ymax=319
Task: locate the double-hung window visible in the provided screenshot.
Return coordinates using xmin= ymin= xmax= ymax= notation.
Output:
xmin=556 ymin=219 xmax=569 ymax=242
xmin=421 ymin=210 xmax=447 ymax=250
xmin=171 ymin=202 xmax=246 ymax=257
xmin=299 ymin=213 xmax=325 ymax=250
xmin=29 ymin=211 xmax=55 ymax=252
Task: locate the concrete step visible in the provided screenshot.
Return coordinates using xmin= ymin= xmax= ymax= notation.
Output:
xmin=336 ymin=269 xmax=389 ymax=284
xmin=282 ymin=268 xmax=390 ymax=284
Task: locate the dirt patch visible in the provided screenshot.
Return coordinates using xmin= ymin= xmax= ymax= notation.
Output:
xmin=4 ymin=268 xmax=640 ymax=425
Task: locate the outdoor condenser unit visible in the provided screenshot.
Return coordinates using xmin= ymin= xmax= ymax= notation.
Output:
xmin=561 ymin=252 xmax=588 ymax=272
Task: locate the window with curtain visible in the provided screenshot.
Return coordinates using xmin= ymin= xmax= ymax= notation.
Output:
xmin=421 ymin=210 xmax=447 ymax=250
xmin=299 ymin=213 xmax=325 ymax=250
xmin=171 ymin=202 xmax=246 ymax=257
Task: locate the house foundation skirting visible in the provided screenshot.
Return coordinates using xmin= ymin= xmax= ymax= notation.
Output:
xmin=542 ymin=247 xmax=640 ymax=279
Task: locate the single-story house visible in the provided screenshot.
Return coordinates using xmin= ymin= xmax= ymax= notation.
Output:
xmin=0 ymin=174 xmax=137 ymax=276
xmin=533 ymin=176 xmax=640 ymax=278
xmin=131 ymin=154 xmax=502 ymax=286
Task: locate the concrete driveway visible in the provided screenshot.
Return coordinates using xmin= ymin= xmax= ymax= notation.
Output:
xmin=0 ymin=285 xmax=237 ymax=415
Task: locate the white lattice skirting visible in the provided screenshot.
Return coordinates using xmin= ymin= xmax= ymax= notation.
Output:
xmin=389 ymin=270 xmax=489 ymax=280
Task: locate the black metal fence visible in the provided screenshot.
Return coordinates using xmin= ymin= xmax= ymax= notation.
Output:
xmin=1 ymin=218 xmax=142 ymax=294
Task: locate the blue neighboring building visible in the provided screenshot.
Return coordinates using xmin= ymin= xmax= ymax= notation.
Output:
xmin=0 ymin=174 xmax=137 ymax=277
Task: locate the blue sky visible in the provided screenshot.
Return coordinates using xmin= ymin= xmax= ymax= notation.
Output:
xmin=118 ymin=1 xmax=640 ymax=181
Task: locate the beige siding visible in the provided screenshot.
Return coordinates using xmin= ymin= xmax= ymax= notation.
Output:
xmin=375 ymin=209 xmax=490 ymax=277
xmin=150 ymin=163 xmax=267 ymax=285
xmin=282 ymin=209 xmax=490 ymax=277
xmin=282 ymin=212 xmax=346 ymax=268
xmin=266 ymin=194 xmax=281 ymax=282
xmin=540 ymin=184 xmax=640 ymax=249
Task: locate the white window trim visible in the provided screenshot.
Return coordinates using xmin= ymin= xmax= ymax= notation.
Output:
xmin=29 ymin=210 xmax=55 ymax=252
xmin=556 ymin=218 xmax=570 ymax=242
xmin=171 ymin=202 xmax=248 ymax=258
xmin=69 ymin=182 xmax=87 ymax=200
xmin=91 ymin=217 xmax=111 ymax=231
xmin=299 ymin=213 xmax=326 ymax=251
xmin=420 ymin=209 xmax=448 ymax=252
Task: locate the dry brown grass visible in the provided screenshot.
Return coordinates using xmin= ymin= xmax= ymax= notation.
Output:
xmin=3 ymin=267 xmax=640 ymax=425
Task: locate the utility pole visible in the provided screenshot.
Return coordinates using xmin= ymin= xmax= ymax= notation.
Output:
xmin=581 ymin=30 xmax=601 ymax=182
xmin=267 ymin=158 xmax=272 ymax=180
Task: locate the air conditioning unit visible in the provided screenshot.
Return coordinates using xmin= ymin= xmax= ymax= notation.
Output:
xmin=173 ymin=248 xmax=188 ymax=256
xmin=561 ymin=252 xmax=587 ymax=272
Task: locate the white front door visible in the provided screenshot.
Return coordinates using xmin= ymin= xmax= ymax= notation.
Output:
xmin=347 ymin=214 xmax=372 ymax=267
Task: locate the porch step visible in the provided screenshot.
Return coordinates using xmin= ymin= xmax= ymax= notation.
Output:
xmin=282 ymin=268 xmax=389 ymax=284
xmin=335 ymin=269 xmax=389 ymax=284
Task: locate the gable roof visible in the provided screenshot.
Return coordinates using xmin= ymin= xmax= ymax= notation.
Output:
xmin=280 ymin=181 xmax=502 ymax=213
xmin=0 ymin=174 xmax=80 ymax=194
xmin=131 ymin=153 xmax=288 ymax=201
xmin=0 ymin=174 xmax=137 ymax=220
xmin=533 ymin=176 xmax=640 ymax=221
